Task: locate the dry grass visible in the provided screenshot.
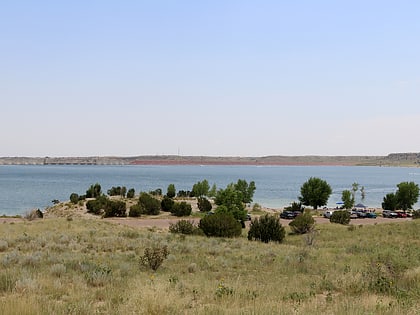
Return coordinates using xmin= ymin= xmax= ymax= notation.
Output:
xmin=1 ymin=218 xmax=420 ymax=314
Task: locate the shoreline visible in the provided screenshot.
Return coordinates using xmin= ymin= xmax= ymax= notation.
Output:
xmin=1 ymin=152 xmax=420 ymax=167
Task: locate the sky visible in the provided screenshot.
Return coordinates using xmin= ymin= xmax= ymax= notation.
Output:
xmin=1 ymin=1 xmax=419 ymax=157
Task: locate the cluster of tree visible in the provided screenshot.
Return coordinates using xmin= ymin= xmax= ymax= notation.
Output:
xmin=382 ymin=182 xmax=419 ymax=211
xmin=86 ymin=195 xmax=126 ymax=217
xmin=107 ymin=186 xmax=127 ymax=197
xmin=129 ymin=193 xmax=161 ymax=217
xmin=340 ymin=182 xmax=366 ymax=209
xmin=298 ymin=177 xmax=419 ymax=212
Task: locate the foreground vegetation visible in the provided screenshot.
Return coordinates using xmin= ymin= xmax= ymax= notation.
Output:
xmin=1 ymin=218 xmax=420 ymax=314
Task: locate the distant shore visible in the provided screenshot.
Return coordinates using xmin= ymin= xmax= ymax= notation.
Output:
xmin=1 ymin=152 xmax=420 ymax=167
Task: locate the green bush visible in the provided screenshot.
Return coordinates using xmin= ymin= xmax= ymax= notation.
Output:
xmin=161 ymin=196 xmax=175 ymax=212
xmin=199 ymin=213 xmax=242 ymax=238
xmin=330 ymin=210 xmax=351 ymax=225
xmin=197 ymin=197 xmax=212 ymax=212
xmin=126 ymin=188 xmax=135 ymax=199
xmin=284 ymin=201 xmax=304 ymax=212
xmin=169 ymin=220 xmax=197 ymax=235
xmin=171 ymin=201 xmax=192 ymax=217
xmin=69 ymin=193 xmax=79 ymax=204
xmin=138 ymin=193 xmax=161 ymax=215
xmin=107 ymin=186 xmax=127 ymax=197
xmin=289 ymin=212 xmax=315 ymax=234
xmin=129 ymin=204 xmax=142 ymax=217
xmin=103 ymin=200 xmax=126 ymax=218
xmin=247 ymin=214 xmax=285 ymax=243
xmin=86 ymin=195 xmax=108 ymax=215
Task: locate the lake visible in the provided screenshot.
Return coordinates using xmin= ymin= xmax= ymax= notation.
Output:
xmin=1 ymin=165 xmax=420 ymax=215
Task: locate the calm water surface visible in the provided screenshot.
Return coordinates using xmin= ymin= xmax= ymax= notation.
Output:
xmin=1 ymin=165 xmax=420 ymax=215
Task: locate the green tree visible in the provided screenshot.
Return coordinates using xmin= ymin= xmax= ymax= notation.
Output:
xmin=215 ymin=184 xmax=247 ymax=222
xmin=299 ymin=177 xmax=332 ymax=210
xmin=382 ymin=193 xmax=398 ymax=210
xmin=161 ymin=196 xmax=175 ymax=212
xmin=208 ymin=183 xmax=217 ymax=198
xmin=192 ymin=179 xmax=210 ymax=197
xmin=126 ymin=188 xmax=135 ymax=199
xmin=351 ymin=182 xmax=359 ymax=200
xmin=69 ymin=193 xmax=79 ymax=204
xmin=121 ymin=186 xmax=127 ymax=198
xmin=341 ymin=190 xmax=355 ymax=209
xmin=166 ymin=184 xmax=176 ymax=198
xmin=234 ymin=179 xmax=256 ymax=204
xmin=360 ymin=186 xmax=366 ymax=201
xmin=86 ymin=183 xmax=102 ymax=198
xmin=395 ymin=181 xmax=419 ymax=210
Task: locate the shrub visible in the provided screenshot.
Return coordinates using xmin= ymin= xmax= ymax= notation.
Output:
xmin=166 ymin=184 xmax=176 ymax=198
xmin=0 ymin=240 xmax=8 ymax=252
xmin=69 ymin=193 xmax=79 ymax=204
xmin=197 ymin=197 xmax=212 ymax=212
xmin=138 ymin=193 xmax=161 ymax=215
xmin=128 ymin=204 xmax=142 ymax=217
xmin=169 ymin=220 xmax=196 ymax=235
xmin=107 ymin=186 xmax=126 ymax=197
xmin=284 ymin=201 xmax=304 ymax=212
xmin=161 ymin=196 xmax=175 ymax=212
xmin=171 ymin=201 xmax=192 ymax=217
xmin=84 ymin=264 xmax=112 ymax=287
xmin=289 ymin=212 xmax=315 ymax=234
xmin=199 ymin=213 xmax=242 ymax=238
xmin=140 ymin=245 xmax=169 ymax=271
xmin=126 ymin=188 xmax=135 ymax=199
xmin=86 ymin=195 xmax=108 ymax=215
xmin=103 ymin=200 xmax=127 ymax=218
xmin=330 ymin=210 xmax=351 ymax=225
xmin=247 ymin=214 xmax=285 ymax=243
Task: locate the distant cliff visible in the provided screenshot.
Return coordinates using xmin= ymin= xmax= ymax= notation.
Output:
xmin=1 ymin=153 xmax=419 ymax=166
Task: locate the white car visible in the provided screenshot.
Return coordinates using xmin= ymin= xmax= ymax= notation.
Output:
xmin=323 ymin=210 xmax=335 ymax=218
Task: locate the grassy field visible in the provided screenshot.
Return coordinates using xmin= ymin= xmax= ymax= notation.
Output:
xmin=1 ymin=218 xmax=420 ymax=314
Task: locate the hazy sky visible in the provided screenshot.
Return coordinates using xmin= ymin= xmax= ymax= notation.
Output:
xmin=1 ymin=1 xmax=419 ymax=157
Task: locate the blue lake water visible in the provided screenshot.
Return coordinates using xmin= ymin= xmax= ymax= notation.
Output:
xmin=1 ymin=165 xmax=420 ymax=215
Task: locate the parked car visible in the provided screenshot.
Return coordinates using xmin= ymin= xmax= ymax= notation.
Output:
xmin=280 ymin=211 xmax=299 ymax=219
xmin=349 ymin=211 xmax=358 ymax=219
xmin=382 ymin=210 xmax=398 ymax=218
xmin=365 ymin=212 xmax=377 ymax=218
xmin=395 ymin=211 xmax=407 ymax=218
xmin=323 ymin=210 xmax=335 ymax=219
xmin=356 ymin=211 xmax=367 ymax=219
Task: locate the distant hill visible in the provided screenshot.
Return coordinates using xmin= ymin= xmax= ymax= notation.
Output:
xmin=1 ymin=153 xmax=420 ymax=167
